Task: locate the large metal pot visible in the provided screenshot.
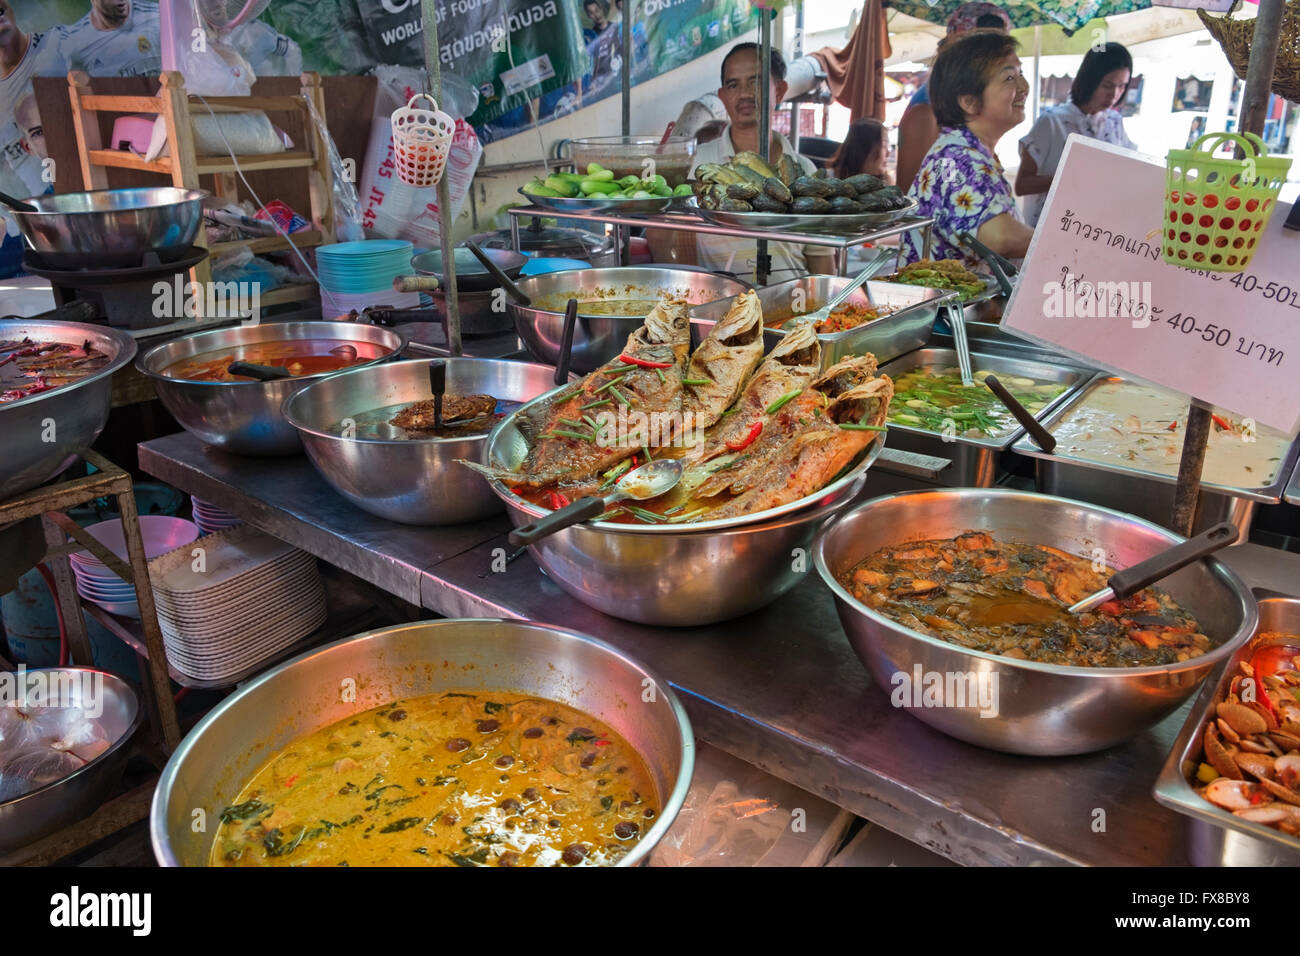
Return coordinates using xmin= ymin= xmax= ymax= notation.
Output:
xmin=9 ymin=187 xmax=207 ymax=269
xmin=283 ymin=357 xmax=562 ymax=525
xmin=150 ymin=619 xmax=695 ymax=867
xmin=814 ymin=488 xmax=1258 ymax=756
xmin=0 ymin=668 xmax=141 ymax=852
xmin=482 ymin=390 xmax=884 ymax=626
xmin=509 ymin=266 xmax=751 ymax=373
xmin=0 ymin=320 xmax=137 ymax=500
xmin=137 ymin=321 xmax=406 ymax=456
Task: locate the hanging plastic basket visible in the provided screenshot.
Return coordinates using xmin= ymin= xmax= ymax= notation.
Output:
xmin=391 ymin=94 xmax=455 ymax=188
xmin=1163 ymin=132 xmax=1291 ymax=272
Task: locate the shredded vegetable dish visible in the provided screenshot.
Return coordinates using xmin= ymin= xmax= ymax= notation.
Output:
xmin=888 ymin=367 xmax=1068 ymax=438
xmin=211 ymin=691 xmax=659 ymax=867
xmin=886 ymin=259 xmax=988 ymax=301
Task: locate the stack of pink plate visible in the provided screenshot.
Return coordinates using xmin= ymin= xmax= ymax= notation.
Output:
xmin=70 ymin=516 xmax=200 ymax=619
xmin=147 ymin=525 xmax=326 ymax=682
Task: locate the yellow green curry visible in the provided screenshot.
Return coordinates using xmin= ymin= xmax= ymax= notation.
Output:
xmin=211 ymin=691 xmax=659 ymax=867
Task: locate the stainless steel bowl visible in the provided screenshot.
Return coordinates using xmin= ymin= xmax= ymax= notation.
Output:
xmin=814 ymin=488 xmax=1258 ymax=756
xmin=138 ymin=322 xmax=406 ymax=456
xmin=0 ymin=668 xmax=141 ymax=852
xmin=10 ymin=187 xmax=207 ymax=268
xmin=0 ymin=320 xmax=137 ymax=500
xmin=283 ymin=357 xmax=563 ymax=525
xmin=1154 ymin=591 xmax=1300 ymax=865
xmin=509 ymin=267 xmax=751 ymax=373
xmin=151 ymin=619 xmax=695 ymax=867
xmin=482 ymin=388 xmax=884 ymax=625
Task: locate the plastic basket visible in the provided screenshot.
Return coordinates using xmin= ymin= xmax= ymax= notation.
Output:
xmin=1163 ymin=132 xmax=1291 ymax=272
xmin=391 ymin=94 xmax=455 ymax=188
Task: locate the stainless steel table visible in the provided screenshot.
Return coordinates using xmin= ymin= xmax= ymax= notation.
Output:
xmin=138 ymin=431 xmax=1300 ymax=866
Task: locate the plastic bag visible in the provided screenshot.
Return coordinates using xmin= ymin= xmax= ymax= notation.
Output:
xmin=163 ymin=0 xmax=258 ymax=97
xmin=0 ymin=746 xmax=84 ymax=801
xmin=302 ymin=93 xmax=364 ymax=243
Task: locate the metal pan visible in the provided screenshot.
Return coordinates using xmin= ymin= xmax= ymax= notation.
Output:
xmin=693 ymin=197 xmax=920 ymax=235
xmin=876 ymin=347 xmax=1094 ymax=487
xmin=1154 ymin=591 xmax=1300 ymax=865
xmin=411 ymin=246 xmax=526 ymax=294
xmin=1012 ymin=377 xmax=1300 ymax=539
xmin=690 ymin=276 xmax=956 ymax=369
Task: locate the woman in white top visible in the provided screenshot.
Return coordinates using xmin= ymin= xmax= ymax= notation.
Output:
xmin=1016 ymin=43 xmax=1135 ymax=228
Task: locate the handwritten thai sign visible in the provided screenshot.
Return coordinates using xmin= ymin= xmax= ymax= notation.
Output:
xmin=1002 ymin=136 xmax=1300 ymax=435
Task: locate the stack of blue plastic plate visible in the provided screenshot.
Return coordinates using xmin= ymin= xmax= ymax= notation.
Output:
xmin=316 ymin=239 xmax=420 ymax=316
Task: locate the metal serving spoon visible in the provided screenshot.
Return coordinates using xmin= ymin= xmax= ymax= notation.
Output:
xmin=507 ymin=459 xmax=684 ymax=547
xmin=1068 ymin=521 xmax=1239 ymax=614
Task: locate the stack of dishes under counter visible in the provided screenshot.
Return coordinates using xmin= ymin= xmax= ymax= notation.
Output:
xmin=147 ymin=525 xmax=326 ymax=683
xmin=190 ymin=496 xmax=243 ymax=536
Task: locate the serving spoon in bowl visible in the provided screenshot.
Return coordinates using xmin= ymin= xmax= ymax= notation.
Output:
xmin=507 ymin=459 xmax=683 ymax=547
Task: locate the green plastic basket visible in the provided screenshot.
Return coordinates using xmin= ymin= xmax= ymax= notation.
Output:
xmin=1163 ymin=132 xmax=1291 ymax=272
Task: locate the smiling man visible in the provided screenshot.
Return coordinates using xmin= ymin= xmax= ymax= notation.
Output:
xmin=689 ymin=42 xmax=834 ymax=283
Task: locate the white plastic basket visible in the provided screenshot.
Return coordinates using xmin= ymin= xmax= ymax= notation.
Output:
xmin=390 ymin=93 xmax=455 ymax=188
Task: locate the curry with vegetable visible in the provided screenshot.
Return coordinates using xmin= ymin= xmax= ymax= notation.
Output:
xmin=211 ymin=691 xmax=659 ymax=866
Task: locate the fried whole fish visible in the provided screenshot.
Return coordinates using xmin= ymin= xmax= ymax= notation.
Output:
xmin=686 ymin=321 xmax=822 ymax=462
xmin=460 ymin=297 xmax=691 ymax=488
xmin=689 ymin=356 xmax=892 ymax=519
xmin=391 ymin=394 xmax=497 ymax=430
xmin=682 ymin=290 xmax=765 ymax=430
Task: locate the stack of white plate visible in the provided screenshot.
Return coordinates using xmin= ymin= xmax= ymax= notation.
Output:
xmin=191 ymin=497 xmax=243 ymax=536
xmin=70 ymin=516 xmax=200 ymax=619
xmin=148 ymin=525 xmax=327 ymax=682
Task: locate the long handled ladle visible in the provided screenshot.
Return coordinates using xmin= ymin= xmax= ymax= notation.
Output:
xmin=1068 ymin=521 xmax=1239 ymax=614
xmin=464 ymin=239 xmax=531 ymax=307
xmin=507 ymin=460 xmax=684 ymax=547
xmin=0 ymin=190 xmax=37 ymax=213
xmin=983 ymin=374 xmax=1056 ymax=453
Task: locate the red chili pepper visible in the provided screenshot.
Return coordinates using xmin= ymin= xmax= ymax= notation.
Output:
xmin=1211 ymin=413 xmax=1232 ymax=431
xmin=284 ymin=774 xmax=298 ymax=788
xmin=727 ymin=421 xmax=762 ymax=452
xmin=619 ymin=354 xmax=673 ymax=369
xmin=1166 ymin=420 xmax=1178 ymax=432
xmin=546 ymin=491 xmax=571 ymax=510
xmin=594 ymin=738 xmax=611 ymax=747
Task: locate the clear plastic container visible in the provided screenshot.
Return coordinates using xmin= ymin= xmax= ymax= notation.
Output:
xmin=568 ymin=135 xmax=697 ymax=187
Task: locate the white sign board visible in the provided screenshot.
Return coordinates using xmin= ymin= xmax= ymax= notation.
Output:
xmin=1002 ymin=136 xmax=1300 ymax=436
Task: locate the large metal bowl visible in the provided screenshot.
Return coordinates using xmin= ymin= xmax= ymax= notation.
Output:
xmin=482 ymin=387 xmax=884 ymax=625
xmin=509 ymin=267 xmax=751 ymax=374
xmin=150 ymin=619 xmax=695 ymax=867
xmin=9 ymin=187 xmax=207 ymax=269
xmin=1154 ymin=591 xmax=1300 ymax=865
xmin=283 ymin=357 xmax=563 ymax=525
xmin=0 ymin=667 xmax=142 ymax=852
xmin=0 ymin=320 xmax=137 ymax=500
xmin=814 ymin=488 xmax=1258 ymax=756
xmin=138 ymin=322 xmax=406 ymax=456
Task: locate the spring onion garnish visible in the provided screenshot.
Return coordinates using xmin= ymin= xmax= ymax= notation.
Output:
xmin=680 ymin=378 xmax=712 ymax=386
xmin=765 ymin=388 xmax=802 ymax=415
xmin=609 ymin=385 xmax=630 ymax=406
xmin=580 ymin=398 xmax=611 ymax=410
xmin=547 ymin=428 xmax=597 ymax=441
xmin=583 ymin=414 xmax=601 ymax=431
xmin=595 ymin=374 xmax=629 ymax=393
xmin=655 ymin=368 xmax=667 ymax=385
xmin=593 ymin=508 xmax=625 ymax=521
xmin=666 ymin=508 xmax=708 ymax=524
xmin=557 ymin=417 xmax=584 ymax=428
xmin=626 ymin=506 xmax=664 ymax=523
xmin=603 ymin=459 xmax=633 ymax=481
xmin=839 ymin=423 xmax=887 ymax=431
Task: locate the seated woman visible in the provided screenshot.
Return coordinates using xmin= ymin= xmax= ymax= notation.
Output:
xmin=829 ymin=119 xmax=890 ymax=182
xmin=900 ymin=29 xmax=1034 ymax=273
xmin=1016 ymin=43 xmax=1135 ymax=227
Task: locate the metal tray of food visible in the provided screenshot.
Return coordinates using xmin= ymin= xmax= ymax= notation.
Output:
xmin=1153 ymin=590 xmax=1300 ymax=866
xmin=692 ymin=197 xmax=920 ymax=235
xmin=516 ymin=188 xmax=672 ymax=216
xmin=1285 ymin=457 xmax=1300 ymax=506
xmin=1012 ymin=377 xmax=1300 ymax=538
xmin=876 ymin=347 xmax=1094 ymax=488
xmin=689 ymin=277 xmax=956 ymax=369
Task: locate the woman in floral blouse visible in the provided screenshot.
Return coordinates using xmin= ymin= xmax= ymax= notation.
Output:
xmin=1016 ymin=43 xmax=1135 ymax=227
xmin=900 ymin=30 xmax=1034 ymax=275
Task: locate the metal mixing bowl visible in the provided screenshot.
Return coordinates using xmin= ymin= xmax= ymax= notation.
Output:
xmin=814 ymin=488 xmax=1258 ymax=756
xmin=482 ymin=388 xmax=884 ymax=626
xmin=0 ymin=668 xmax=142 ymax=852
xmin=138 ymin=322 xmax=406 ymax=456
xmin=509 ymin=267 xmax=751 ymax=373
xmin=151 ymin=619 xmax=695 ymax=867
xmin=0 ymin=320 xmax=137 ymax=500
xmin=9 ymin=187 xmax=207 ymax=269
xmin=283 ymin=357 xmax=563 ymax=525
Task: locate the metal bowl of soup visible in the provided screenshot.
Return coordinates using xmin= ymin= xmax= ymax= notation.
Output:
xmin=151 ymin=618 xmax=695 ymax=867
xmin=509 ymin=267 xmax=750 ymax=374
xmin=138 ymin=322 xmax=406 ymax=456
xmin=814 ymin=488 xmax=1258 ymax=756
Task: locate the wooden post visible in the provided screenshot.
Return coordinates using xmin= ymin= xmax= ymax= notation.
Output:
xmin=1170 ymin=0 xmax=1286 ymax=536
xmin=68 ymin=71 xmax=110 ymax=190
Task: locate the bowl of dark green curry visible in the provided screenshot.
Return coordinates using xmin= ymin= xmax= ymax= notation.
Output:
xmin=814 ymin=488 xmax=1258 ymax=755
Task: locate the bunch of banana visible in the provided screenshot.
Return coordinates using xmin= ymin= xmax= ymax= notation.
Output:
xmin=693 ymin=155 xmax=911 ymax=216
